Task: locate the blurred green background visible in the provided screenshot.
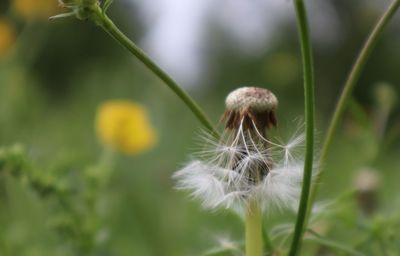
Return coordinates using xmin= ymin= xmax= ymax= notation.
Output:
xmin=1 ymin=0 xmax=400 ymax=255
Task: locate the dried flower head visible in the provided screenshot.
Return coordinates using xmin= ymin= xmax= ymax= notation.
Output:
xmin=354 ymin=167 xmax=380 ymax=215
xmin=224 ymin=86 xmax=278 ymax=130
xmin=174 ymin=87 xmax=305 ymax=212
xmin=96 ymin=100 xmax=157 ymax=155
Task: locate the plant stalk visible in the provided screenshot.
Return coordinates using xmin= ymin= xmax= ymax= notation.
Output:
xmin=308 ymin=0 xmax=400 ymax=211
xmin=245 ymin=201 xmax=263 ymax=256
xmin=90 ymin=6 xmax=218 ymax=137
xmin=288 ymin=0 xmax=315 ymax=255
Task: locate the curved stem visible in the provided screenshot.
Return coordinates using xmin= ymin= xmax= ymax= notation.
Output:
xmin=245 ymin=201 xmax=263 ymax=256
xmin=91 ymin=6 xmax=219 ymax=137
xmin=288 ymin=0 xmax=315 ymax=255
xmin=309 ymin=0 xmax=400 ymax=211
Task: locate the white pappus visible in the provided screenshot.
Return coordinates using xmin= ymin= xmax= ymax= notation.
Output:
xmin=174 ymin=87 xmax=309 ymax=212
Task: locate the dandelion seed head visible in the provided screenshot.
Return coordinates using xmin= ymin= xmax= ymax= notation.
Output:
xmin=225 ymin=87 xmax=278 ymax=112
xmin=174 ymin=86 xmax=308 ymax=213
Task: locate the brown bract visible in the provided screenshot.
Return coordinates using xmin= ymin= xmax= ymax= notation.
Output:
xmin=223 ymin=87 xmax=278 ymax=131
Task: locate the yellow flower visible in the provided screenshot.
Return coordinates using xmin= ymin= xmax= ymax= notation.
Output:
xmin=0 ymin=19 xmax=16 ymax=58
xmin=96 ymin=100 xmax=157 ymax=155
xmin=13 ymin=0 xmax=59 ymax=19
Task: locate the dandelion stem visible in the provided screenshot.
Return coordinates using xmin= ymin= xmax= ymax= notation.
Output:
xmin=308 ymin=0 xmax=400 ymax=211
xmin=288 ymin=0 xmax=315 ymax=255
xmin=245 ymin=201 xmax=263 ymax=256
xmin=90 ymin=6 xmax=219 ymax=137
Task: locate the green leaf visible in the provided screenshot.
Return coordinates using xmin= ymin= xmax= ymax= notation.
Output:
xmin=306 ymin=230 xmax=365 ymax=256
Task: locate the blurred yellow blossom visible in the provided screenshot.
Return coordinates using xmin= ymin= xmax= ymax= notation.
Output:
xmin=0 ymin=18 xmax=16 ymax=58
xmin=13 ymin=0 xmax=59 ymax=19
xmin=96 ymin=100 xmax=157 ymax=155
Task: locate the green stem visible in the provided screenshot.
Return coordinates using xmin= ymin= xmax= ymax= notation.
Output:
xmin=245 ymin=201 xmax=263 ymax=256
xmin=288 ymin=0 xmax=315 ymax=255
xmin=90 ymin=6 xmax=218 ymax=137
xmin=308 ymin=0 xmax=400 ymax=211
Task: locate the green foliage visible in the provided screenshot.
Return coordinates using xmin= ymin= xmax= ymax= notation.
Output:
xmin=0 ymin=144 xmax=115 ymax=255
xmin=1 ymin=0 xmax=400 ymax=255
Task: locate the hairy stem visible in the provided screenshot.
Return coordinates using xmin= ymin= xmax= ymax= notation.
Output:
xmin=288 ymin=0 xmax=315 ymax=255
xmin=90 ymin=6 xmax=218 ymax=136
xmin=309 ymin=0 xmax=400 ymax=211
xmin=245 ymin=201 xmax=263 ymax=256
